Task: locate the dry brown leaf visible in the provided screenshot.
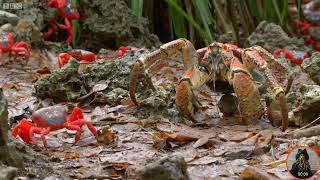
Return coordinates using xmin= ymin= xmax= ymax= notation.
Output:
xmin=193 ymin=136 xmax=209 ymax=148
xmin=64 ymin=153 xmax=80 ymax=159
xmin=265 ymin=159 xmax=286 ymax=168
xmin=86 ymin=152 xmax=97 ymax=157
xmin=169 ymin=76 xmax=178 ymax=83
xmin=37 ymin=66 xmax=51 ymax=74
xmin=199 ymin=91 xmax=213 ymax=101
xmin=167 ymin=132 xmax=197 ymax=143
xmin=1 ymin=81 xmax=20 ymax=90
xmin=96 ymin=127 xmax=117 ymax=145
xmin=240 ymin=133 xmax=261 ymax=146
xmin=120 ymin=99 xmax=135 ymax=106
xmin=240 ymin=166 xmax=274 ymax=180
xmin=163 ymin=67 xmax=173 ymax=74
xmin=109 ymin=162 xmax=131 ymax=176
xmin=158 ymin=82 xmax=168 ymax=88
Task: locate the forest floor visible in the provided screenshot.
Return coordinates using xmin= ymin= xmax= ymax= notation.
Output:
xmin=1 ymin=48 xmax=319 ymax=180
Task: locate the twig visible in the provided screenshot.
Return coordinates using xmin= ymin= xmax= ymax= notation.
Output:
xmin=295 ymin=116 xmax=320 ymax=131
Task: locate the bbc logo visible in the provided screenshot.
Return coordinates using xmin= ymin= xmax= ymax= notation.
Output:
xmin=2 ymin=2 xmax=23 ymax=10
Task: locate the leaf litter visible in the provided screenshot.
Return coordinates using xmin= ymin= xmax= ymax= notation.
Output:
xmin=1 ymin=47 xmax=319 ymax=179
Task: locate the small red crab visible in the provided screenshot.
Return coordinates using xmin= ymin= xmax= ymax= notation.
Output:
xmin=273 ymin=49 xmax=310 ymax=65
xmin=297 ymin=20 xmax=320 ymax=51
xmin=296 ymin=0 xmax=320 ymax=51
xmin=0 ymin=31 xmax=30 ymax=63
xmin=46 ymin=0 xmax=80 ymax=43
xmin=11 ymin=105 xmax=97 ymax=150
xmin=58 ymin=49 xmax=101 ymax=67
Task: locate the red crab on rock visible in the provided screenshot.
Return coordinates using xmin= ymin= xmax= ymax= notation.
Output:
xmin=58 ymin=49 xmax=101 ymax=67
xmin=129 ymin=39 xmax=291 ymax=131
xmin=46 ymin=0 xmax=80 ymax=43
xmin=11 ymin=105 xmax=97 ymax=150
xmin=0 ymin=31 xmax=30 ymax=63
xmin=115 ymin=46 xmax=139 ymax=58
xmin=296 ymin=0 xmax=320 ymax=51
xmin=273 ymin=49 xmax=310 ymax=65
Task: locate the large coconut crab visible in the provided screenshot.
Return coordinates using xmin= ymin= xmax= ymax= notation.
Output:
xmin=129 ymin=39 xmax=291 ymax=131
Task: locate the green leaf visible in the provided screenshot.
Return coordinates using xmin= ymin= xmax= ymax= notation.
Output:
xmin=191 ymin=0 xmax=213 ymax=42
xmin=72 ymin=20 xmax=80 ymax=47
xmin=168 ymin=1 xmax=184 ymax=38
xmin=131 ymin=0 xmax=143 ymax=17
xmin=166 ymin=0 xmax=211 ymax=45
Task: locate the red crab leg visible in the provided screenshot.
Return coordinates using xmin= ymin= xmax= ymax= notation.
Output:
xmin=65 ymin=119 xmax=97 ymax=143
xmin=29 ymin=127 xmax=50 ymax=149
xmin=65 ymin=107 xmax=96 ymax=143
xmin=57 ymin=17 xmax=73 ymax=43
xmin=57 ymin=53 xmax=72 ymax=67
xmin=11 ymin=42 xmax=30 ymax=62
xmin=68 ymin=107 xmax=84 ymax=122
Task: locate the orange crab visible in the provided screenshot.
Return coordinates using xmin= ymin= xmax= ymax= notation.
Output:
xmin=129 ymin=39 xmax=291 ymax=131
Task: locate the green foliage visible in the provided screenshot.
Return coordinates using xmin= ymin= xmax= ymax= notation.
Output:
xmin=246 ymin=0 xmax=289 ymax=28
xmin=166 ymin=0 xmax=213 ymax=45
xmin=129 ymin=0 xmax=301 ymax=46
xmin=71 ymin=0 xmax=81 ymax=47
xmin=72 ymin=20 xmax=80 ymax=47
xmin=131 ymin=0 xmax=143 ymax=17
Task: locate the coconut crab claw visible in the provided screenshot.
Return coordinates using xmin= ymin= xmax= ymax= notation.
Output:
xmin=129 ymin=38 xmax=207 ymax=106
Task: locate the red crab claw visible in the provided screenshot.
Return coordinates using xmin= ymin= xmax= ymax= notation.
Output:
xmin=12 ymin=42 xmax=31 ymax=63
xmin=273 ymin=49 xmax=309 ymax=65
xmin=115 ymin=46 xmax=128 ymax=58
xmin=43 ymin=23 xmax=57 ymax=40
xmin=11 ymin=119 xmax=49 ymax=149
xmin=11 ymin=119 xmax=33 ymax=144
xmin=58 ymin=52 xmax=72 ymax=67
xmin=68 ymin=49 xmax=96 ymax=63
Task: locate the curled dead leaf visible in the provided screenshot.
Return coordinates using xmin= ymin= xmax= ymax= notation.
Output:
xmin=96 ymin=127 xmax=117 ymax=145
xmin=37 ymin=66 xmax=51 ymax=74
xmin=64 ymin=153 xmax=80 ymax=159
xmin=153 ymin=131 xmax=218 ymax=150
xmin=1 ymin=81 xmax=20 ymax=90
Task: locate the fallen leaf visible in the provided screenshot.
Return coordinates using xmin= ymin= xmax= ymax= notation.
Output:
xmin=1 ymin=81 xmax=20 ymax=90
xmin=92 ymin=82 xmax=108 ymax=92
xmin=37 ymin=66 xmax=51 ymax=74
xmin=120 ymin=99 xmax=135 ymax=106
xmin=96 ymin=127 xmax=117 ymax=145
xmin=169 ymin=76 xmax=178 ymax=82
xmin=158 ymin=82 xmax=168 ymax=88
xmin=240 ymin=166 xmax=274 ymax=180
xmin=188 ymin=156 xmax=222 ymax=165
xmin=193 ymin=136 xmax=209 ymax=148
xmin=265 ymin=159 xmax=286 ymax=168
xmin=64 ymin=153 xmax=80 ymax=159
xmin=240 ymin=133 xmax=261 ymax=146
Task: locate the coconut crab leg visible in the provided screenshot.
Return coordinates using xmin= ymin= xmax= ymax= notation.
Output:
xmin=241 ymin=46 xmax=289 ymax=131
xmin=129 ymin=38 xmax=207 ymax=105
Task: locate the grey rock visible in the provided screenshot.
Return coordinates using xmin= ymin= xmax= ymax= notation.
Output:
xmin=141 ymin=155 xmax=190 ymax=180
xmin=302 ymin=52 xmax=320 ymax=85
xmin=245 ymin=21 xmax=310 ymax=53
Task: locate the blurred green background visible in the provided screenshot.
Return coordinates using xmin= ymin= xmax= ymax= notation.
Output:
xmin=125 ymin=0 xmax=303 ymax=47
